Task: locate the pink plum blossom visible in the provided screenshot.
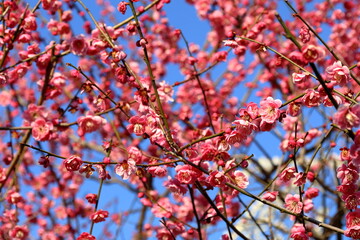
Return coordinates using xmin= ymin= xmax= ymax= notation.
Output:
xmin=9 ymin=225 xmax=29 ymax=240
xmin=90 ymin=209 xmax=109 ymax=223
xmin=305 ymin=188 xmax=319 ymax=199
xmin=279 ymin=167 xmax=296 ymax=183
xmin=345 ymin=210 xmax=360 ymax=237
xmin=333 ymin=104 xmax=360 ymax=129
xmin=77 ymin=232 xmax=96 ymax=240
xmin=299 ymin=26 xmax=311 ymax=43
xmin=126 ymin=115 xmax=148 ymax=136
xmin=285 ymin=194 xmax=303 ymax=214
xmin=233 ymin=170 xmax=249 ymax=189
xmin=77 ymin=114 xmax=107 ymax=136
xmin=85 ymin=194 xmax=98 ymax=204
xmin=175 ymin=165 xmax=202 ymax=184
xmin=64 ymin=155 xmax=83 ymax=172
xmin=262 ymin=191 xmax=278 ymax=202
xmin=290 ymin=223 xmax=309 ymax=240
xmin=259 ymin=97 xmax=282 ymax=124
xmin=31 ymin=118 xmax=53 ymax=141
xmin=326 ymin=61 xmax=350 ymax=86
xmin=70 ymin=35 xmax=88 ymax=56
xmin=115 ymin=159 xmax=136 ymax=180
xmin=163 ymin=177 xmax=187 ymax=195
xmin=301 ymin=44 xmax=325 ymax=62
xmin=302 ymin=89 xmax=321 ymax=107
xmin=207 ymin=171 xmax=227 ymax=187
xmin=117 ymin=1 xmax=128 ymax=14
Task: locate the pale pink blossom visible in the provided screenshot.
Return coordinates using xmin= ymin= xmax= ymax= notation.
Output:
xmin=127 ymin=146 xmax=143 ymax=164
xmin=151 ymin=198 xmax=174 ymax=218
xmin=47 ymin=19 xmax=60 ymax=35
xmin=41 ymin=0 xmax=61 ymax=11
xmin=233 ymin=170 xmax=249 ymax=189
xmin=61 ymin=10 xmax=72 ymax=22
xmin=337 ymin=164 xmax=359 ymax=185
xmin=303 ymin=199 xmax=313 ymax=213
xmin=340 ymin=147 xmax=351 ymax=162
xmin=77 ymin=114 xmax=107 ymax=137
xmin=0 ymin=166 xmax=7 ymax=183
xmin=18 ymin=33 xmax=32 ymax=43
xmin=207 ymin=171 xmax=227 ymax=187
xmin=294 ymin=172 xmax=307 ymax=186
xmin=57 ymin=22 xmax=70 ymax=35
xmin=279 ymin=167 xmax=296 ymax=183
xmin=79 ymin=164 xmax=95 ymax=178
xmin=163 ymin=177 xmax=187 ymax=195
xmin=149 ymin=128 xmax=168 ymax=147
xmin=148 ymin=165 xmax=168 ymax=178
xmin=40 ymin=72 xmax=66 ymax=99
xmin=284 ymin=194 xmax=303 ymax=214
xmin=23 ymin=104 xmax=49 ymax=123
xmin=127 ymin=115 xmax=148 ymax=136
xmin=157 ymin=81 xmax=174 ymax=102
xmin=262 ymin=191 xmax=278 ymax=202
xmin=287 ymin=102 xmax=302 ymax=117
xmin=115 ymin=158 xmax=136 ymax=180
xmin=333 ymin=104 xmax=360 ymax=129
xmin=31 ymin=118 xmax=53 ymax=141
xmin=290 ymin=223 xmax=309 ymax=240
xmin=259 ymin=97 xmax=282 ymax=124
xmin=227 ymin=118 xmax=257 ymax=145
xmin=175 ymin=165 xmax=202 ymax=184
xmin=155 ymin=229 xmax=172 ymax=240
xmin=0 ymin=90 xmax=13 ymax=106
xmin=212 ymin=51 xmax=228 ymax=62
xmin=301 ymin=89 xmax=321 ymax=107
xmin=323 ymin=94 xmax=342 ymax=107
xmin=244 ymin=102 xmax=259 ymax=119
xmin=292 ymin=72 xmax=309 ymax=84
xmin=301 ymin=44 xmax=325 ymax=62
xmin=36 ymin=53 xmax=51 ymax=69
xmin=0 ymin=72 xmax=8 ymax=86
xmin=194 ymin=0 xmax=211 ymax=19
xmin=326 ymin=61 xmax=350 ymax=86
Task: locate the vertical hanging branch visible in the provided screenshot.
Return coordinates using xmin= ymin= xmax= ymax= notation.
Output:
xmin=283 ymin=0 xmax=360 ymax=86
xmin=180 ymin=31 xmax=216 ymax=133
xmin=0 ymin=27 xmax=58 ymax=192
xmin=88 ymin=144 xmax=112 ymax=235
xmin=127 ymin=0 xmax=179 ymax=151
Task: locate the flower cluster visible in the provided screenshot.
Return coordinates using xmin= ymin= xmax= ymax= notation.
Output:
xmin=0 ymin=0 xmax=359 ymax=239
